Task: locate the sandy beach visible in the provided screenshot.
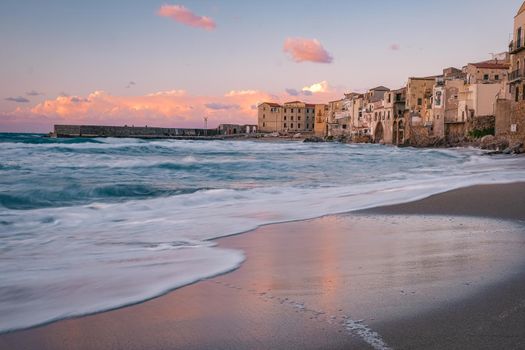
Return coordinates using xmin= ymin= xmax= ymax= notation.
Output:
xmin=1 ymin=182 xmax=525 ymax=350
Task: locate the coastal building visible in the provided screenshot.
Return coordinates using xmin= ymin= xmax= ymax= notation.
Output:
xmin=406 ymin=77 xmax=437 ymax=116
xmin=361 ymin=87 xmax=390 ymax=141
xmin=431 ymin=76 xmax=464 ymax=140
xmin=257 ymin=101 xmax=315 ymax=134
xmin=464 ymin=60 xmax=510 ymax=84
xmin=218 ymin=124 xmax=258 ymax=135
xmin=383 ymin=87 xmax=406 ymax=144
xmin=282 ymin=101 xmax=316 ymax=133
xmin=314 ymin=104 xmax=329 ymax=137
xmin=258 ymin=102 xmax=283 ymax=133
xmin=500 ymin=1 xmax=525 ymax=144
xmin=326 ymin=98 xmax=345 ymax=137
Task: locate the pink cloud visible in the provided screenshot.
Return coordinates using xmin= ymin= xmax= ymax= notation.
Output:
xmin=283 ymin=38 xmax=333 ymax=64
xmin=158 ymin=4 xmax=216 ymax=31
xmin=0 ymin=83 xmax=346 ymax=133
xmin=389 ymin=44 xmax=400 ymax=51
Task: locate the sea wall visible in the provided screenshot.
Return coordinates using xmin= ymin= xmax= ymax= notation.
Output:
xmin=54 ymin=125 xmax=220 ymax=138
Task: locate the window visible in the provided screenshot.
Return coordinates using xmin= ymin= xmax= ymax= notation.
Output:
xmin=298 ymin=123 xmax=301 ymax=128
xmin=388 ymin=111 xmax=391 ymax=119
xmin=483 ymin=74 xmax=489 ymax=81
xmin=516 ymin=86 xmax=520 ymax=102
xmin=291 ymin=108 xmax=294 ymax=113
xmin=298 ymin=108 xmax=301 ymax=113
xmin=495 ymin=75 xmax=499 ymax=81
xmin=291 ymin=123 xmax=294 ymax=129
xmin=284 ymin=116 xmax=287 ymax=121
xmin=263 ymin=114 xmax=265 ymax=119
xmin=284 ymin=123 xmax=287 ymax=128
xmin=263 ymin=122 xmax=266 ymax=127
xmin=518 ymin=27 xmax=522 ymax=48
xmin=417 ymin=98 xmax=423 ymax=106
xmin=298 ymin=116 xmax=301 ymax=121
xmin=291 ymin=116 xmax=294 ymax=121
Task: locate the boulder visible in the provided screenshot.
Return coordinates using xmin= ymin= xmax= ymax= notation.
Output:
xmin=303 ymin=136 xmax=325 ymax=143
xmin=480 ymin=135 xmax=509 ymax=151
xmin=503 ymin=142 xmax=523 ymax=155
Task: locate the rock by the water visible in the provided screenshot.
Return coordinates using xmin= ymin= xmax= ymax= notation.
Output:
xmin=303 ymin=136 xmax=325 ymax=143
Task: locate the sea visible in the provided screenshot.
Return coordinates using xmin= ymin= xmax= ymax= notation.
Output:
xmin=1 ymin=133 xmax=525 ymax=333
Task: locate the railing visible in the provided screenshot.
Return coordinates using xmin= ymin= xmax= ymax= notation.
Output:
xmin=335 ymin=111 xmax=351 ymax=120
xmin=509 ymin=69 xmax=525 ymax=82
xmin=510 ymin=40 xmax=525 ymax=54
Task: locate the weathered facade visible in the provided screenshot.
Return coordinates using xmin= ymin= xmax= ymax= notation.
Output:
xmin=464 ymin=61 xmax=510 ymax=84
xmin=383 ymin=88 xmax=406 ymax=144
xmin=504 ymin=2 xmax=525 ymax=144
xmin=257 ymin=101 xmax=315 ymax=134
xmin=314 ymin=104 xmax=329 ymax=137
xmin=406 ymin=77 xmax=437 ymax=116
xmin=258 ymin=102 xmax=283 ymax=132
xmin=218 ymin=124 xmax=258 ymax=135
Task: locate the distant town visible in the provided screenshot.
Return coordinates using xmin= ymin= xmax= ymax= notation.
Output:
xmin=257 ymin=3 xmax=525 ymax=151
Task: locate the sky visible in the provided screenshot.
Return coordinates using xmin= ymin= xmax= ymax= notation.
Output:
xmin=0 ymin=0 xmax=523 ymax=132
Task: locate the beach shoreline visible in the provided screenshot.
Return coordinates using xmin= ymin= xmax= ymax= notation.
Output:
xmin=1 ymin=182 xmax=525 ymax=349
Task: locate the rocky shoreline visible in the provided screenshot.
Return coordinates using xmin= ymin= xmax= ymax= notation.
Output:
xmin=301 ymin=134 xmax=524 ymax=155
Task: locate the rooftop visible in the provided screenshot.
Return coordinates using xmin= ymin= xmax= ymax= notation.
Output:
xmin=468 ymin=62 xmax=510 ymax=70
xmin=261 ymin=102 xmax=281 ymax=107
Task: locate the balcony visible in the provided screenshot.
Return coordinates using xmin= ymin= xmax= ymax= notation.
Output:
xmin=510 ymin=40 xmax=525 ymax=54
xmin=509 ymin=69 xmax=525 ymax=83
xmin=335 ymin=111 xmax=351 ymax=120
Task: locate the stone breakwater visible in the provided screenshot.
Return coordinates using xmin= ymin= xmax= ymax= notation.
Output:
xmin=53 ymin=124 xmax=221 ymax=138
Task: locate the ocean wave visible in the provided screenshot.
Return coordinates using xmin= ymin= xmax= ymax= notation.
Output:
xmin=2 ymin=134 xmax=525 ymax=333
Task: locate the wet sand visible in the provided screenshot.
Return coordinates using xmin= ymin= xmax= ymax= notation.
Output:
xmin=1 ymin=183 xmax=525 ymax=350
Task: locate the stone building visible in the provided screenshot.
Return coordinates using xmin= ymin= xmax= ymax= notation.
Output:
xmin=326 ymin=99 xmax=345 ymax=137
xmin=258 ymin=102 xmax=283 ymax=132
xmin=282 ymin=101 xmax=316 ymax=133
xmin=464 ymin=61 xmax=510 ymax=84
xmin=314 ymin=104 xmax=329 ymax=137
xmin=383 ymin=87 xmax=407 ymax=144
xmin=361 ymin=87 xmax=390 ymax=140
xmin=406 ymin=77 xmax=437 ymax=116
xmin=502 ymin=1 xmax=525 ymax=144
xmin=218 ymin=124 xmax=258 ymax=135
xmin=431 ymin=76 xmax=464 ymax=140
xmin=257 ymin=101 xmax=315 ymax=134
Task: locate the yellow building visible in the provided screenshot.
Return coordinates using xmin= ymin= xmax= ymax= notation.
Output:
xmin=258 ymin=101 xmax=316 ymax=134
xmin=405 ymin=77 xmax=437 ymax=115
xmin=314 ymin=104 xmax=329 ymax=137
xmin=258 ymin=102 xmax=283 ymax=132
xmin=282 ymin=101 xmax=316 ymax=133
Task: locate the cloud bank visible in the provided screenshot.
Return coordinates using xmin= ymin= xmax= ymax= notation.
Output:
xmin=0 ymin=82 xmax=345 ymax=132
